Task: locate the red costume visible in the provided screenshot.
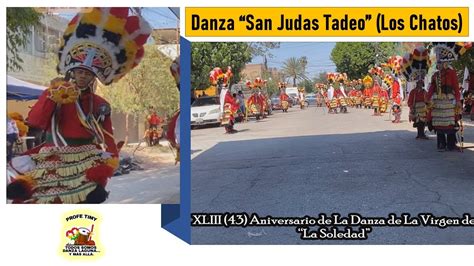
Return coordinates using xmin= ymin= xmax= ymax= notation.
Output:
xmin=427 ymin=42 xmax=470 ymax=150
xmin=393 ymin=94 xmax=402 ymax=106
xmin=28 ymin=90 xmax=118 ymax=156
xmin=224 ymin=91 xmax=239 ymax=116
xmin=426 ymin=67 xmax=461 ymax=131
xmin=400 ymin=46 xmax=432 ymax=136
xmin=7 ymin=8 xmax=151 ymax=204
xmin=148 ymin=112 xmax=162 ymax=127
xmin=371 ymin=83 xmax=382 ymax=114
xmin=280 ymin=92 xmax=289 ymax=101
xmin=391 ymin=79 xmax=400 ymax=100
xmin=247 ymin=78 xmax=267 ymax=119
xmin=363 ymin=86 xmax=373 ymax=108
xmin=408 ymin=88 xmax=427 ymax=123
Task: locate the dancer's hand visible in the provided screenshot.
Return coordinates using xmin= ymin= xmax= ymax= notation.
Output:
xmin=47 ymin=78 xmax=79 ymax=104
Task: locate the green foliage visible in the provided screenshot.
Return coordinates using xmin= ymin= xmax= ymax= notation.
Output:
xmin=297 ymin=79 xmax=314 ymax=93
xmin=98 ymin=45 xmax=179 ymax=118
xmin=281 ymin=56 xmax=308 ymax=86
xmin=330 ymin=42 xmax=397 ymax=79
xmin=7 ymin=7 xmax=42 ymax=71
xmin=452 ymin=48 xmax=474 ymax=83
xmin=248 ymin=42 xmax=280 ymax=58
xmin=191 ymin=43 xmax=253 ymax=90
xmin=312 ymin=72 xmax=327 ymax=84
xmin=260 ymin=70 xmax=279 ymax=96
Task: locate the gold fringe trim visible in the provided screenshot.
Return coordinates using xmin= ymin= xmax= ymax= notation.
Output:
xmin=35 ymin=183 xmax=96 ymax=204
xmin=59 ymin=185 xmax=96 ymax=204
xmin=30 ymin=157 xmax=100 ymax=178
xmin=32 ymin=149 xmax=100 ymax=163
xmin=55 ymin=160 xmax=97 ymax=177
xmin=34 ymin=174 xmax=87 ymax=189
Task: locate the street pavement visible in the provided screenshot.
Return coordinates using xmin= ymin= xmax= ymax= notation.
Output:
xmin=106 ymin=164 xmax=179 ymax=204
xmin=106 ymin=142 xmax=180 ymax=204
xmin=191 ymin=105 xmax=474 ymax=244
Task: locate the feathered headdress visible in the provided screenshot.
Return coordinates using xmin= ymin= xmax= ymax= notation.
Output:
xmin=369 ymin=66 xmax=384 ymax=77
xmin=252 ymin=77 xmax=266 ymax=89
xmin=337 ymin=73 xmax=348 ymax=83
xmin=278 ymin=82 xmax=287 ymax=89
xmin=209 ymin=66 xmax=233 ymax=86
xmin=314 ymin=83 xmax=326 ymax=90
xmin=363 ymin=75 xmax=373 ymax=88
xmin=431 ymin=42 xmax=472 ymax=63
xmin=401 ymin=47 xmax=431 ymax=82
xmin=57 ymin=8 xmax=152 ymax=85
xmin=384 ymin=55 xmax=403 ymax=76
xmin=327 ymin=72 xmax=337 ymax=83
xmin=383 ymin=73 xmax=394 ymax=88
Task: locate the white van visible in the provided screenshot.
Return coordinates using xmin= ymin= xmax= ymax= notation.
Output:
xmin=285 ymin=87 xmax=299 ymax=105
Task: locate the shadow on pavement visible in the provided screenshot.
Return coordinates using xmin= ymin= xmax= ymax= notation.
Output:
xmin=191 ymin=129 xmax=474 ymax=244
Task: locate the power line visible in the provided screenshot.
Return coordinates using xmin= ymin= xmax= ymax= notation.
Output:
xmin=143 ymin=8 xmax=178 ymax=22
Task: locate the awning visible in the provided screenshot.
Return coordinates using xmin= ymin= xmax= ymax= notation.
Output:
xmin=7 ymin=75 xmax=47 ymax=100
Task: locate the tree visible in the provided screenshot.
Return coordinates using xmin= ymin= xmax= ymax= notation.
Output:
xmin=452 ymin=48 xmax=474 ymax=83
xmin=7 ymin=8 xmax=42 ymax=71
xmin=297 ymin=79 xmax=314 ymax=93
xmin=248 ymin=42 xmax=280 ymax=60
xmin=281 ymin=57 xmax=308 ymax=86
xmin=191 ymin=42 xmax=252 ymax=89
xmin=191 ymin=43 xmax=253 ymax=90
xmin=260 ymin=70 xmax=279 ymax=96
xmin=313 ymin=72 xmax=327 ymax=84
xmin=330 ymin=42 xmax=397 ymax=79
xmin=98 ymin=45 xmax=179 ymax=143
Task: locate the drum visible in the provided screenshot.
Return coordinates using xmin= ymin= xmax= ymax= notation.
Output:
xmin=75 ymin=227 xmax=90 ymax=245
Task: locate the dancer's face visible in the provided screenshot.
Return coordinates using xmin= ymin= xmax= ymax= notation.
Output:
xmin=416 ymin=80 xmax=424 ymax=88
xmin=74 ymin=68 xmax=95 ymax=89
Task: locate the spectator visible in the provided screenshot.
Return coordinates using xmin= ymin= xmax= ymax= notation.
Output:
xmin=237 ymin=90 xmax=246 ymax=114
xmin=7 ymin=117 xmax=19 ymax=162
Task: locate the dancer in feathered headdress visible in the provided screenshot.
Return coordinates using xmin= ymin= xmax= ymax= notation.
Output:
xmin=279 ymin=82 xmax=290 ymax=112
xmin=7 ymin=8 xmax=151 ymax=203
xmin=402 ymin=47 xmax=431 ymax=137
xmin=369 ymin=66 xmax=384 ymax=116
xmin=362 ymin=75 xmax=374 ymax=109
xmin=246 ymin=77 xmax=267 ymax=120
xmin=426 ymin=42 xmax=471 ymax=151
xmin=215 ymin=67 xmax=238 ymax=133
xmin=326 ymin=73 xmax=339 ymax=114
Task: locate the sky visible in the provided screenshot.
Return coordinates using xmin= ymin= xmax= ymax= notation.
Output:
xmin=251 ymin=42 xmax=337 ymax=79
xmin=58 ymin=7 xmax=179 ymax=29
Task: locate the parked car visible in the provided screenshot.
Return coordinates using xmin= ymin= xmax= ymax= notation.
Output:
xmin=271 ymin=97 xmax=282 ymax=110
xmin=305 ymin=95 xmax=316 ymax=106
xmin=288 ymin=93 xmax=299 ymax=106
xmin=191 ymin=96 xmax=221 ymax=128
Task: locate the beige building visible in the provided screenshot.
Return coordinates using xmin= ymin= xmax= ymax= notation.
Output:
xmin=240 ymin=63 xmax=282 ymax=82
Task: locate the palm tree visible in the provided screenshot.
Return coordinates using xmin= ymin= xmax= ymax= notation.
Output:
xmin=281 ymin=56 xmax=308 ymax=86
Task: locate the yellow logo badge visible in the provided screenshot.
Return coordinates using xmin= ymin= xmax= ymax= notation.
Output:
xmin=59 ymin=209 xmax=104 ymax=260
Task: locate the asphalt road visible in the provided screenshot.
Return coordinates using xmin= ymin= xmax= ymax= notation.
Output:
xmin=191 ymin=105 xmax=474 ymax=244
xmin=106 ymin=142 xmax=180 ymax=204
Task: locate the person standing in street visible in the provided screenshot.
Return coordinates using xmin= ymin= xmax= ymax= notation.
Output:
xmin=426 ymin=42 xmax=469 ymax=151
